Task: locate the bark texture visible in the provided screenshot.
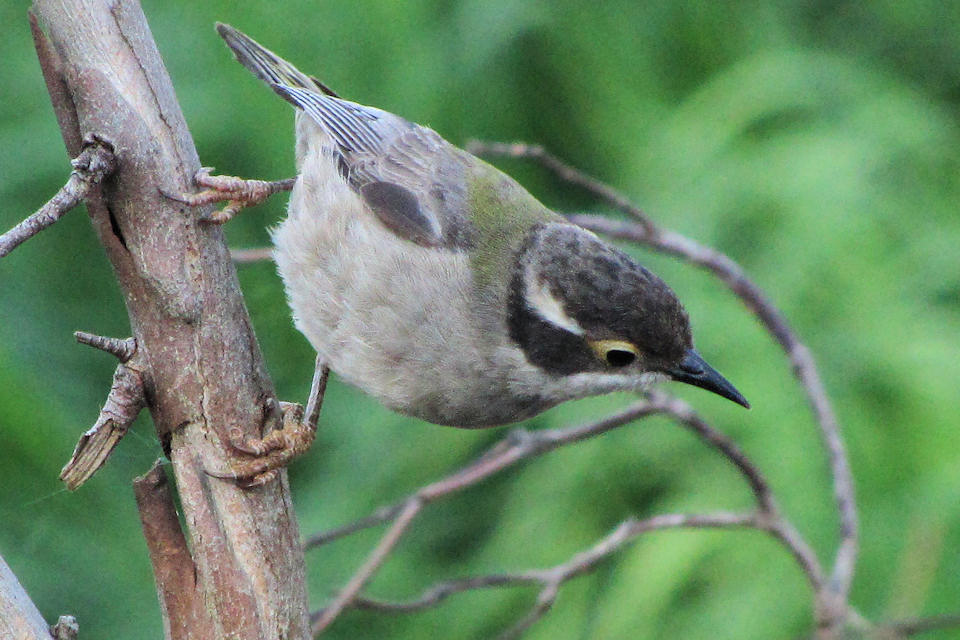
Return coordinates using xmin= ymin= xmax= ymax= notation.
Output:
xmin=30 ymin=1 xmax=309 ymax=637
xmin=0 ymin=554 xmax=54 ymax=640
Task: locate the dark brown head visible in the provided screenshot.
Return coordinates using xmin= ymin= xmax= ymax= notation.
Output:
xmin=508 ymin=223 xmax=748 ymax=407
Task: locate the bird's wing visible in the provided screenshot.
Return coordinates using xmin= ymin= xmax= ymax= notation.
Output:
xmin=216 ymin=23 xmax=339 ymax=96
xmin=275 ymin=85 xmax=474 ymax=250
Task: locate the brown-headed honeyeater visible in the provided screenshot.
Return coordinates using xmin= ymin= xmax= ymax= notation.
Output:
xmin=213 ymin=24 xmax=748 ymax=429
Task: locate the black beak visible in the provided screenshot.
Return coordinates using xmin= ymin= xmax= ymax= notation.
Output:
xmin=667 ymin=349 xmax=750 ymax=409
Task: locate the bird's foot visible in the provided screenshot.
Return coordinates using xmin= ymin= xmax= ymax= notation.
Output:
xmin=217 ymin=401 xmax=316 ymax=488
xmin=165 ymin=167 xmax=296 ymax=224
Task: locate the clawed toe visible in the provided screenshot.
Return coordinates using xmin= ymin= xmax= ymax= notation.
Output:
xmin=216 ymin=401 xmax=316 ymax=486
xmin=162 ymin=168 xmax=296 ymax=224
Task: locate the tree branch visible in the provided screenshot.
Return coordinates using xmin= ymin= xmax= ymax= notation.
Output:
xmin=469 ymin=140 xmax=858 ymax=618
xmin=230 ymin=246 xmax=274 ymax=263
xmin=50 ymin=616 xmax=79 ymax=640
xmin=60 ymin=334 xmax=146 ymax=490
xmin=352 ymin=512 xmax=754 ymax=634
xmin=133 ymin=461 xmax=214 ymax=639
xmin=306 ymin=401 xmax=658 ymax=633
xmin=30 ymin=1 xmax=309 ymax=637
xmin=307 ymin=390 xmax=830 ymax=635
xmin=0 ymin=552 xmax=67 ymax=640
xmin=881 ymin=613 xmax=960 ymax=638
xmin=304 ymin=401 xmax=659 ymax=551
xmin=0 ymin=138 xmax=115 ymax=258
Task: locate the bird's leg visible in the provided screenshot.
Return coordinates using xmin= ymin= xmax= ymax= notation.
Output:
xmin=221 ymin=361 xmax=330 ymax=488
xmin=165 ymin=167 xmax=296 ymax=224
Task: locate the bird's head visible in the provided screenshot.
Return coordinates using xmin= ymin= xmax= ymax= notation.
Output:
xmin=508 ymin=223 xmax=749 ymax=408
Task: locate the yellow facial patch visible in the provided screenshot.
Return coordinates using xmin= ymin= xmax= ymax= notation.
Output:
xmin=589 ymin=340 xmax=639 ymax=367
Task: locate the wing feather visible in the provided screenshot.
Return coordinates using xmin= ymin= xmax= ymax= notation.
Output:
xmin=274 ymin=84 xmax=473 ymax=250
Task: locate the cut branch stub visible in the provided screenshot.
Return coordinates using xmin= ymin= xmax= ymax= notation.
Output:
xmin=50 ymin=616 xmax=79 ymax=640
xmin=75 ymin=330 xmax=137 ymax=363
xmin=61 ymin=334 xmax=146 ymax=490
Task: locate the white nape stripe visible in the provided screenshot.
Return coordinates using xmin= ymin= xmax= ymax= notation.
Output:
xmin=524 ymin=262 xmax=584 ymax=335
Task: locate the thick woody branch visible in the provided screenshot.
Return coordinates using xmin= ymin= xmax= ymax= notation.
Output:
xmin=134 ymin=461 xmax=215 ymax=639
xmin=0 ymin=139 xmax=115 ymax=258
xmin=30 ymin=1 xmax=308 ymax=637
xmin=60 ymin=337 xmax=146 ymax=490
xmin=469 ymin=140 xmax=857 ymax=611
xmin=0 ymin=552 xmax=69 ymax=640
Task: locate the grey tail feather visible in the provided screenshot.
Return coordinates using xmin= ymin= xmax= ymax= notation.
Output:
xmin=215 ymin=23 xmax=339 ymax=98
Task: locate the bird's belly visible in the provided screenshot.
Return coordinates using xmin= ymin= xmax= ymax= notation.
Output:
xmin=272 ymin=177 xmax=532 ymax=426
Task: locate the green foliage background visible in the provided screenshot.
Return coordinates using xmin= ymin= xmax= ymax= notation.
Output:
xmin=2 ymin=1 xmax=959 ymax=638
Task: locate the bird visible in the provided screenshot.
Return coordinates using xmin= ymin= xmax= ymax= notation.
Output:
xmin=210 ymin=24 xmax=748 ymax=430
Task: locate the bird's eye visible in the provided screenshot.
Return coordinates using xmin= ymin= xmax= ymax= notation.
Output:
xmin=589 ymin=339 xmax=639 ymax=368
xmin=605 ymin=349 xmax=636 ymax=367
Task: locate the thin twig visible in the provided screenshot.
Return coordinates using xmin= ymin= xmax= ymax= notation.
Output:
xmin=465 ymin=141 xmax=656 ymax=237
xmin=499 ymin=512 xmax=760 ymax=639
xmin=230 ymin=247 xmax=274 ymax=263
xmin=350 ymin=512 xmax=754 ymax=637
xmin=304 ymin=401 xmax=658 ymax=551
xmin=305 ymin=357 xmax=330 ymax=431
xmin=306 ymin=391 xmax=828 ymax=635
xmin=645 ymin=389 xmax=774 ymax=513
xmin=470 ymin=141 xmax=857 ymax=611
xmin=644 ymin=390 xmax=825 ymax=593
xmin=0 ymin=138 xmax=115 ymax=258
xmin=883 ymin=613 xmax=960 ymax=637
xmin=569 ymin=215 xmax=858 ymax=604
xmin=306 ymin=402 xmax=658 ymax=634
xmin=74 ymin=331 xmax=137 ymax=363
xmin=311 ymin=498 xmax=424 ymax=635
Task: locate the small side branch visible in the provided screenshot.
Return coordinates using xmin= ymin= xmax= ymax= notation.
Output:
xmin=60 ymin=333 xmax=145 ymax=490
xmin=50 ymin=616 xmax=79 ymax=640
xmin=470 ymin=140 xmax=858 ymax=614
xmin=230 ymin=247 xmax=274 ymax=263
xmin=74 ymin=330 xmax=137 ymax=363
xmin=0 ymin=138 xmax=115 ymax=258
xmin=881 ymin=613 xmax=960 ymax=638
xmin=352 ymin=512 xmax=755 ymax=639
xmin=307 ymin=391 xmax=828 ymax=635
xmin=307 ymin=402 xmax=658 ymax=635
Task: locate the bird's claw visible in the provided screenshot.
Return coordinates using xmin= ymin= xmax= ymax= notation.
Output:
xmin=163 ymin=168 xmax=296 ymax=224
xmin=213 ymin=401 xmax=315 ymax=488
